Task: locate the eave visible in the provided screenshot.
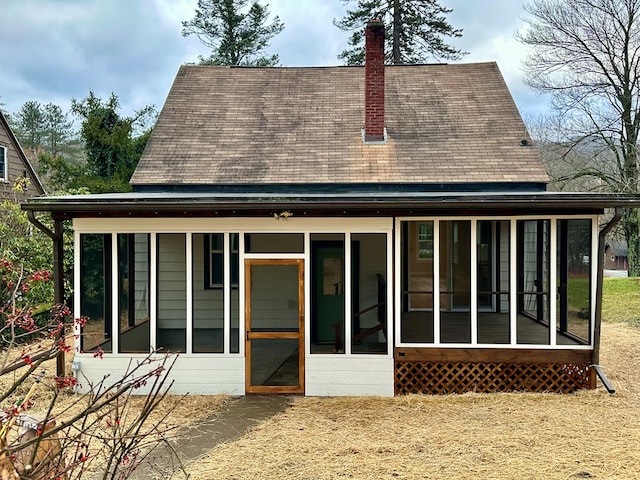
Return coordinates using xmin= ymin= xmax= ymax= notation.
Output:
xmin=21 ymin=191 xmax=640 ymax=219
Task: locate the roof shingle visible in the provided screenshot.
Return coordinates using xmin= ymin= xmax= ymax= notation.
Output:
xmin=131 ymin=62 xmax=549 ymax=186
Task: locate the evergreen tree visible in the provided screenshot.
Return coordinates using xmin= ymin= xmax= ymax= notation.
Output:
xmin=11 ymin=101 xmax=46 ymax=151
xmin=43 ymin=103 xmax=75 ymax=158
xmin=69 ymin=92 xmax=156 ymax=192
xmin=182 ymin=0 xmax=284 ymax=66
xmin=335 ymin=0 xmax=466 ymax=65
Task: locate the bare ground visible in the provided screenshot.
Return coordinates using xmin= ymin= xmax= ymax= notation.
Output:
xmin=185 ymin=322 xmax=640 ymax=480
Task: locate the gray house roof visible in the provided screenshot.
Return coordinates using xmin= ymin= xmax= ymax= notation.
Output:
xmin=130 ymin=62 xmax=549 ymax=188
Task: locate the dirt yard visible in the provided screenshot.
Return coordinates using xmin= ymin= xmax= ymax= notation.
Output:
xmin=185 ymin=321 xmax=640 ymax=480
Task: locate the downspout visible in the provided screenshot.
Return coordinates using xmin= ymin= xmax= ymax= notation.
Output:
xmin=592 ymin=208 xmax=622 ymax=392
xmin=26 ymin=211 xmax=66 ymax=377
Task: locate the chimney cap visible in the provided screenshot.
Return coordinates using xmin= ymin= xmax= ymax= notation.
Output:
xmin=367 ymin=18 xmax=384 ymax=27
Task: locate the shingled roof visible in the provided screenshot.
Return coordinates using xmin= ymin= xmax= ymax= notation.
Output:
xmin=130 ymin=62 xmax=549 ymax=188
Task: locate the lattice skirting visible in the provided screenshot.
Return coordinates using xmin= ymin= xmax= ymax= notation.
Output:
xmin=395 ymin=361 xmax=593 ymax=395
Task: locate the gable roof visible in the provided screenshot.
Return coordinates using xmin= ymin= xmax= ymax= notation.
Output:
xmin=130 ymin=62 xmax=549 ymax=188
xmin=0 ymin=110 xmax=45 ymax=195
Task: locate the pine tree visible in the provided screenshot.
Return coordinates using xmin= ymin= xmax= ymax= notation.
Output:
xmin=335 ymin=0 xmax=466 ymax=65
xmin=182 ymin=0 xmax=284 ymax=66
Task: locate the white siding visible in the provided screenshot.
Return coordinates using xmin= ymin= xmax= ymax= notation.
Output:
xmin=74 ymin=354 xmax=245 ymax=395
xmin=305 ymin=356 xmax=394 ymax=396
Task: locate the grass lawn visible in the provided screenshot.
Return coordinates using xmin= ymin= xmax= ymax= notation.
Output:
xmin=183 ymin=277 xmax=640 ymax=480
xmin=602 ymin=277 xmax=640 ymax=328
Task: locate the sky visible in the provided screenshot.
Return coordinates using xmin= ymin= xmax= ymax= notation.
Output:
xmin=0 ymin=0 xmax=549 ymax=122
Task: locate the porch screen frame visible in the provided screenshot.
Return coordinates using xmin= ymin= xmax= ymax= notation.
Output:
xmin=73 ymin=217 xmax=393 ymax=360
xmin=394 ymin=215 xmax=598 ymax=350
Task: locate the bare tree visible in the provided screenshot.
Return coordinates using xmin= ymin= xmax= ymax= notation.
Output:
xmin=0 ymin=257 xmax=185 ymax=479
xmin=518 ymin=0 xmax=640 ymax=275
xmin=525 ymin=114 xmax=617 ymax=192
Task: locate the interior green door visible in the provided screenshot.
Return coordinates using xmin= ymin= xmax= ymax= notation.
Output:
xmin=313 ymin=245 xmax=345 ymax=345
xmin=245 ymin=259 xmax=304 ymax=394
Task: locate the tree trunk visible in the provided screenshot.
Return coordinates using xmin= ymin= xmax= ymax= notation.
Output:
xmin=622 ymin=208 xmax=640 ymax=277
xmin=392 ymin=0 xmax=401 ymax=64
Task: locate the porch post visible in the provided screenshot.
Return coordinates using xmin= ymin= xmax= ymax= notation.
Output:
xmin=26 ymin=212 xmax=66 ymax=376
xmin=54 ymin=218 xmax=65 ymax=376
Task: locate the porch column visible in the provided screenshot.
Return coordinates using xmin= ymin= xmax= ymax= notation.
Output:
xmin=54 ymin=218 xmax=66 ymax=375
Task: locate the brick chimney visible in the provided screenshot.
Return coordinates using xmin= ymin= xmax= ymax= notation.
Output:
xmin=364 ymin=19 xmax=385 ymax=142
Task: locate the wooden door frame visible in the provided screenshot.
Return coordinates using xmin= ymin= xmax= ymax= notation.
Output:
xmin=245 ymin=258 xmax=305 ymax=394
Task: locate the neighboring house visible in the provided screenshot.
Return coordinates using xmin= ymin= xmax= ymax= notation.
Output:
xmin=24 ymin=21 xmax=640 ymax=396
xmin=604 ymin=240 xmax=628 ymax=270
xmin=0 ymin=111 xmax=45 ymax=201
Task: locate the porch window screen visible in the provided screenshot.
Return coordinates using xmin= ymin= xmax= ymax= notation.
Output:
xmin=400 ymin=221 xmax=434 ymax=343
xmin=117 ymin=234 xmax=150 ymax=353
xmin=517 ymin=220 xmax=550 ymax=345
xmin=310 ymin=234 xmax=345 ymax=354
xmin=477 ymin=220 xmax=510 ymax=344
xmin=156 ymin=233 xmax=186 ymax=352
xmin=79 ymin=233 xmax=112 ymax=353
xmin=439 ymin=220 xmax=471 ymax=344
xmin=244 ymin=233 xmax=304 ymax=253
xmin=351 ymin=233 xmax=387 ymax=354
xmin=556 ymin=219 xmax=591 ymax=344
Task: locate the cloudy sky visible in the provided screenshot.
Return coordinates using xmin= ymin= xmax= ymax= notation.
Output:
xmin=0 ymin=0 xmax=549 ymax=121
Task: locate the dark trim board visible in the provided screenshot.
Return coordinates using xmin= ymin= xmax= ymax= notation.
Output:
xmin=394 ymin=347 xmax=593 ymax=364
xmin=131 ymin=182 xmax=549 ymax=194
xmin=23 ymin=190 xmax=640 ymax=218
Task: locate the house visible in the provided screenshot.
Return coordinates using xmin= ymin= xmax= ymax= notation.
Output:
xmin=604 ymin=240 xmax=628 ymax=271
xmin=23 ymin=21 xmax=640 ymax=396
xmin=0 ymin=111 xmax=45 ymax=201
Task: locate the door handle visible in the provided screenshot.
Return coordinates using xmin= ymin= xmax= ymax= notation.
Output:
xmin=246 ymin=331 xmax=249 ymax=341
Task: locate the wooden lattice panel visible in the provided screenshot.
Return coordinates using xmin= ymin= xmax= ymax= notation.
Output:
xmin=395 ymin=361 xmax=592 ymax=395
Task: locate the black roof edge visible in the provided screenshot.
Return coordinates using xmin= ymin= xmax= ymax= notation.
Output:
xmin=21 ymin=192 xmax=640 ymax=214
xmin=131 ymin=182 xmax=548 ymax=195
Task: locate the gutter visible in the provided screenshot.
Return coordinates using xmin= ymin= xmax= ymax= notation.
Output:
xmin=20 ymin=194 xmax=640 ymax=214
xmin=26 ymin=210 xmax=55 ymax=240
xmin=592 ymin=208 xmax=623 ymax=392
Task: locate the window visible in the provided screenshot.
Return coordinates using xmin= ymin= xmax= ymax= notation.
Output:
xmin=417 ymin=222 xmax=433 ymax=259
xmin=205 ymin=233 xmax=239 ymax=288
xmin=0 ymin=145 xmax=7 ymax=181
